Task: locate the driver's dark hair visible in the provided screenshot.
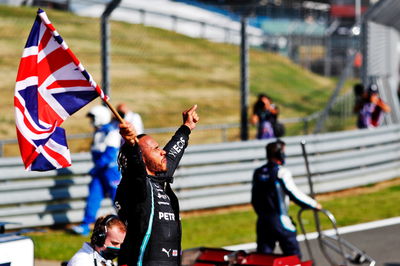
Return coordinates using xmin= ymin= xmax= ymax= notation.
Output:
xmin=118 ymin=134 xmax=147 ymax=172
xmin=266 ymin=139 xmax=285 ymax=161
xmin=90 ymin=214 xmax=126 ymax=247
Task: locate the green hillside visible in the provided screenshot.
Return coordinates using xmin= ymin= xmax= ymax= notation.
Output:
xmin=0 ymin=5 xmax=335 ymax=147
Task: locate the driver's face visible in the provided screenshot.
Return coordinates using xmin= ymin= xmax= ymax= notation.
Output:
xmin=139 ymin=135 xmax=167 ymax=175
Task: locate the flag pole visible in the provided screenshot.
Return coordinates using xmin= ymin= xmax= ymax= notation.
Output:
xmin=103 ymin=99 xmax=124 ymax=123
xmin=103 ymin=99 xmax=139 ymax=144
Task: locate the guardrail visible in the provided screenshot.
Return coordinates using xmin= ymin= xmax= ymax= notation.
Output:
xmin=1 ymin=125 xmax=400 ymax=229
xmin=0 ymin=115 xmax=317 ymax=157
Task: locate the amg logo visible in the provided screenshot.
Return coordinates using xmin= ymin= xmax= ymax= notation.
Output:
xmin=168 ymin=137 xmax=185 ymax=158
xmin=159 ymin=212 xmax=175 ymax=221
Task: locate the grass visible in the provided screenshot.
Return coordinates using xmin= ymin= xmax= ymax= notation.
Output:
xmin=0 ymin=5 xmax=341 ymax=152
xmin=27 ymin=178 xmax=400 ymax=262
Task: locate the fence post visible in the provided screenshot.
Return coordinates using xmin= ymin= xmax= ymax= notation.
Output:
xmin=224 ymin=27 xmax=230 ymax=43
xmin=221 ymin=126 xmax=228 ymax=142
xmin=200 ymin=21 xmax=206 ymax=39
xmin=171 ymin=15 xmax=178 ymax=32
xmin=101 ymin=0 xmax=121 ymax=97
xmin=240 ymin=15 xmax=249 ymax=141
xmin=303 ymin=118 xmax=309 ymax=135
xmin=139 ymin=9 xmax=146 ymax=25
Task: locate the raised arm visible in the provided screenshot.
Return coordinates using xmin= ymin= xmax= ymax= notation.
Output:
xmin=163 ymin=105 xmax=199 ymax=177
xmin=182 ymin=104 xmax=199 ymax=131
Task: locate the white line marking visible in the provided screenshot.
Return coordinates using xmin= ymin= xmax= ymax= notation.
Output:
xmin=223 ymin=216 xmax=400 ymax=251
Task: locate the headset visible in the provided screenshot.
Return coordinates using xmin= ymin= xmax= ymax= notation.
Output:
xmin=266 ymin=139 xmax=285 ymax=163
xmin=91 ymin=214 xmax=119 ymax=247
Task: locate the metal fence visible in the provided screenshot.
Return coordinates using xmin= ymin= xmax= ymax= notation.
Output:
xmin=1 ymin=124 xmax=400 ymax=230
xmin=0 ymin=92 xmax=358 ymax=158
xmin=361 ymin=0 xmax=400 ymax=125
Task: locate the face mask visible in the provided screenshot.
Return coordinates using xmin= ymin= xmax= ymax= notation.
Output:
xmin=100 ymin=246 xmax=120 ymax=261
xmin=279 ymin=152 xmax=286 ymax=165
xmin=117 ymin=111 xmax=125 ymax=119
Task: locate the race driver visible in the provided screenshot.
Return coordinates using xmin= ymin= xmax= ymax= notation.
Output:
xmin=114 ymin=105 xmax=199 ymax=266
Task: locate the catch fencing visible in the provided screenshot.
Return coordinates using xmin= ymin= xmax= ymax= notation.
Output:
xmin=1 ymin=124 xmax=400 ymax=229
xmin=362 ymin=0 xmax=400 ymax=125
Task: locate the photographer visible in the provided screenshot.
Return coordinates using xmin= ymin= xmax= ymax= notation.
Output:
xmin=357 ymin=84 xmax=391 ymax=129
xmin=251 ymin=94 xmax=281 ymax=139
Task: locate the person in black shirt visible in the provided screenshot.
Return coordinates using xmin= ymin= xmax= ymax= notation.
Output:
xmin=251 ymin=94 xmax=279 ymax=139
xmin=114 ymin=105 xmax=199 ymax=266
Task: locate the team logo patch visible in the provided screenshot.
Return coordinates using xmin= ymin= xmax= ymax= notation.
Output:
xmin=168 ymin=137 xmax=186 ymax=158
xmin=260 ymin=174 xmax=270 ymax=181
xmin=162 ymin=248 xmax=171 ymax=257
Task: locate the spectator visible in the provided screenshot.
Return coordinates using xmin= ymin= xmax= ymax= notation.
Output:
xmin=116 ymin=103 xmax=144 ymax=135
xmin=67 ymin=214 xmax=126 ymax=266
xmin=251 ymin=140 xmax=321 ymax=258
xmin=72 ymin=105 xmax=122 ymax=236
xmin=114 ymin=105 xmax=199 ymax=266
xmin=251 ymin=94 xmax=280 ymax=139
xmin=353 ymin=83 xmax=365 ymax=114
xmin=357 ymin=84 xmax=391 ymax=129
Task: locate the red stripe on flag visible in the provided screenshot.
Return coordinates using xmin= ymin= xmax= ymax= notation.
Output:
xmin=38 ymin=29 xmax=52 ymax=53
xmin=95 ymin=85 xmax=108 ymax=101
xmin=37 ymin=47 xmax=73 ymax=86
xmin=46 ymin=79 xmax=91 ymax=90
xmin=43 ymin=145 xmax=71 ymax=168
xmin=16 ymin=128 xmax=38 ymax=168
xmin=14 ymin=96 xmax=55 ymax=135
xmin=66 ymin=48 xmax=81 ymax=66
xmin=37 ymin=93 xmax=63 ymax=126
xmin=16 ymin=55 xmax=38 ymax=82
xmin=46 ymin=23 xmax=56 ymax=32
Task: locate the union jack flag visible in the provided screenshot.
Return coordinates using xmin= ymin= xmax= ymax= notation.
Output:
xmin=15 ymin=9 xmax=108 ymax=171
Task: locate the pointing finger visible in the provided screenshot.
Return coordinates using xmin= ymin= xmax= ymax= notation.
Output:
xmin=185 ymin=104 xmax=197 ymax=115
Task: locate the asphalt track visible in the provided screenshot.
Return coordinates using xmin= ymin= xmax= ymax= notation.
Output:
xmin=225 ymin=217 xmax=400 ymax=266
xmin=298 ymin=220 xmax=400 ymax=265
